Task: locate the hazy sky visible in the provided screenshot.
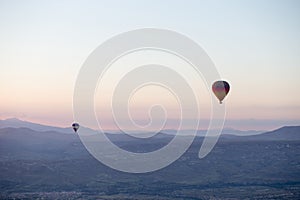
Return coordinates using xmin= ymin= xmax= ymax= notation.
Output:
xmin=0 ymin=0 xmax=299 ymax=130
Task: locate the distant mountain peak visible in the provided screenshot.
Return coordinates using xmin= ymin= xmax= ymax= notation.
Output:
xmin=0 ymin=118 xmax=97 ymax=135
xmin=5 ymin=117 xmax=23 ymax=122
xmin=280 ymin=125 xmax=300 ymax=129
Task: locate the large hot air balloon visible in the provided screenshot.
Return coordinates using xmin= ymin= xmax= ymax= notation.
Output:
xmin=212 ymin=80 xmax=230 ymax=104
xmin=72 ymin=123 xmax=80 ymax=133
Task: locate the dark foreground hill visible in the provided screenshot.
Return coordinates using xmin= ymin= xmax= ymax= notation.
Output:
xmin=0 ymin=126 xmax=299 ymax=199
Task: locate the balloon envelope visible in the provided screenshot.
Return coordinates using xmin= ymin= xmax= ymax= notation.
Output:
xmin=212 ymin=81 xmax=230 ymax=104
xmin=72 ymin=123 xmax=80 ymax=133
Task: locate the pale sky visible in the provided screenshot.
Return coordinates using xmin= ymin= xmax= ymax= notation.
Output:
xmin=0 ymin=0 xmax=299 ymax=130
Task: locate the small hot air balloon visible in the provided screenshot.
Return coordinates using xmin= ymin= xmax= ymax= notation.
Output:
xmin=72 ymin=123 xmax=80 ymax=133
xmin=212 ymin=80 xmax=230 ymax=104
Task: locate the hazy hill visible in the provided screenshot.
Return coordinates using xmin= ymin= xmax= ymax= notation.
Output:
xmin=220 ymin=126 xmax=300 ymax=141
xmin=0 ymin=125 xmax=299 ymax=157
xmin=252 ymin=126 xmax=300 ymax=140
xmin=162 ymin=128 xmax=263 ymax=136
xmin=0 ymin=127 xmax=89 ymax=161
xmin=0 ymin=125 xmax=299 ymax=160
xmin=0 ymin=118 xmax=265 ymax=137
xmin=0 ymin=118 xmax=97 ymax=135
xmin=0 ymin=125 xmax=299 ymax=163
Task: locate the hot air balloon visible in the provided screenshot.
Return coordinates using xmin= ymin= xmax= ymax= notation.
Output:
xmin=72 ymin=123 xmax=80 ymax=133
xmin=212 ymin=80 xmax=230 ymax=104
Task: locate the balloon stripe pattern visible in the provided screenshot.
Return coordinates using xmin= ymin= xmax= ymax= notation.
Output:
xmin=212 ymin=81 xmax=230 ymax=104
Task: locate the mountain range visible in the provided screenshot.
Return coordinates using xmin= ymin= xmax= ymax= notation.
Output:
xmin=0 ymin=118 xmax=97 ymax=135
xmin=0 ymin=118 xmax=264 ymax=137
xmin=0 ymin=118 xmax=299 ymax=199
